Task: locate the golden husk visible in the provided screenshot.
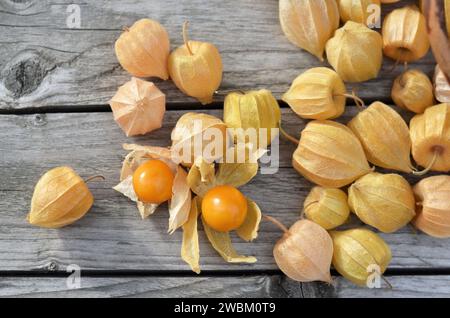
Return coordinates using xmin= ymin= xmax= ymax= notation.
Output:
xmin=273 ymin=219 xmax=333 ymax=283
xmin=410 ymin=103 xmax=450 ymax=172
xmin=434 ymin=65 xmax=450 ymax=103
xmin=392 ymin=69 xmax=435 ymax=114
xmin=382 ymin=5 xmax=430 ymax=62
xmin=326 ymin=21 xmax=383 ymax=82
xmin=348 ymin=101 xmax=413 ymax=172
xmin=337 ymin=0 xmax=381 ymax=25
xmin=413 ymin=175 xmax=450 ymax=238
xmin=304 ymin=187 xmax=350 ymax=230
xmin=115 ymin=19 xmax=170 ymax=79
xmin=181 ymin=196 xmax=201 ymax=273
xmin=348 ymin=172 xmax=416 ymax=233
xmin=171 ymin=113 xmax=229 ymax=167
xmin=279 ymin=0 xmax=339 ymax=61
xmin=282 ymin=67 xmax=347 ymax=120
xmin=331 ymin=228 xmax=392 ymax=286
xmin=293 ymin=120 xmax=371 ymax=188
xmin=420 ymin=0 xmax=450 ymax=38
xmin=169 ymin=37 xmax=223 ymax=105
xmin=223 ymin=89 xmax=281 ymax=148
xmin=27 ymin=167 xmax=94 ymax=228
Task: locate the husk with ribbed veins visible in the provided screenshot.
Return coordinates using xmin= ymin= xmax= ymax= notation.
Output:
xmin=331 ymin=228 xmax=392 ymax=286
xmin=326 ymin=21 xmax=383 ymax=82
xmin=337 ymin=0 xmax=381 ymax=26
xmin=27 ymin=167 xmax=94 ymax=228
xmin=293 ymin=120 xmax=372 ymax=188
xmin=279 ymin=0 xmax=339 ymax=61
xmin=413 ymin=175 xmax=450 ymax=238
xmin=434 ymin=65 xmax=450 ymax=103
xmin=410 ymin=103 xmax=450 ymax=172
xmin=348 ymin=101 xmax=413 ymax=172
xmin=282 ymin=67 xmax=347 ymax=120
xmin=303 ymin=187 xmax=350 ymax=230
xmin=348 ymin=172 xmax=416 ymax=233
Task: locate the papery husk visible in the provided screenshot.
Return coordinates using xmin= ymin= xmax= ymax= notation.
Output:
xmin=279 ymin=0 xmax=339 ymax=61
xmin=337 ymin=0 xmax=381 ymax=26
xmin=434 ymin=65 xmax=450 ymax=103
xmin=115 ymin=19 xmax=170 ymax=79
xmin=282 ymin=67 xmax=347 ymax=120
xmin=304 ymin=187 xmax=350 ymax=230
xmin=413 ymin=175 xmax=450 ymax=238
xmin=236 ymin=199 xmax=262 ymax=242
xmin=168 ymin=23 xmax=222 ymax=105
xmin=181 ymin=196 xmax=201 ymax=273
xmin=113 ymin=144 xmax=191 ymax=233
xmin=293 ymin=120 xmax=372 ymax=188
xmin=273 ymin=219 xmax=333 ymax=283
xmin=348 ymin=172 xmax=416 ymax=233
xmin=382 ymin=5 xmax=430 ymax=62
xmin=109 ymin=77 xmax=165 ymax=137
xmin=224 ymin=89 xmax=281 ymax=148
xmin=420 ymin=0 xmax=450 ymax=39
xmin=391 ymin=69 xmax=435 ymax=114
xmin=348 ymin=101 xmax=413 ymax=172
xmin=326 ymin=21 xmax=383 ymax=82
xmin=202 ymin=216 xmax=257 ymax=263
xmin=171 ymin=112 xmax=229 ymax=167
xmin=410 ymin=103 xmax=450 ymax=172
xmin=27 ymin=167 xmax=94 ymax=228
xmin=330 ymin=228 xmax=392 ymax=286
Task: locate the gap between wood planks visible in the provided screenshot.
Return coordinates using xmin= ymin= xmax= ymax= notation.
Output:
xmin=0 ymin=99 xmax=394 ymax=115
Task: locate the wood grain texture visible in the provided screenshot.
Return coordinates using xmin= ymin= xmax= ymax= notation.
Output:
xmin=1 ymin=275 xmax=449 ymax=298
xmin=1 ymin=109 xmax=449 ymax=272
xmin=0 ymin=0 xmax=435 ymax=110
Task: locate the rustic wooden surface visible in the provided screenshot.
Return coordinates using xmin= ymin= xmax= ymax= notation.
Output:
xmin=0 ymin=0 xmax=449 ymax=298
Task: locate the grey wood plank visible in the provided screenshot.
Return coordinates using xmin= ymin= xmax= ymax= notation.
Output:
xmin=0 ymin=0 xmax=435 ymax=110
xmin=1 ymin=109 xmax=450 ymax=271
xmin=1 ymin=275 xmax=449 ymax=298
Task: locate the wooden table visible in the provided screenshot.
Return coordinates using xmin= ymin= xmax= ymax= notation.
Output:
xmin=1 ymin=0 xmax=449 ymax=298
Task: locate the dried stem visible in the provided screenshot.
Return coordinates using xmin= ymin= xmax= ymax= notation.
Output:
xmin=263 ymin=214 xmax=289 ymax=234
xmin=412 ymin=148 xmax=441 ymax=176
xmin=215 ymin=89 xmax=246 ymax=95
xmin=123 ymin=26 xmax=130 ymax=32
xmin=335 ymin=90 xmax=366 ymax=109
xmin=183 ymin=21 xmax=194 ymax=56
xmin=85 ymin=175 xmax=106 ymax=183
xmin=382 ymin=276 xmax=393 ymax=290
xmin=279 ymin=121 xmax=299 ymax=145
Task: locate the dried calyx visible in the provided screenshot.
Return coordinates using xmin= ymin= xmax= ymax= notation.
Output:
xmin=279 ymin=0 xmax=339 ymax=61
xmin=434 ymin=65 xmax=450 ymax=103
xmin=337 ymin=0 xmax=381 ymax=26
xmin=282 ymin=67 xmax=365 ymax=120
xmin=265 ymin=216 xmax=333 ymax=283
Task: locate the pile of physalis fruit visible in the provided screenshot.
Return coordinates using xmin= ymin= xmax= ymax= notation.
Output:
xmin=26 ymin=0 xmax=450 ymax=288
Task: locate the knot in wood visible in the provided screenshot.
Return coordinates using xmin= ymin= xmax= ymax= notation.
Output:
xmin=2 ymin=50 xmax=51 ymax=98
xmin=33 ymin=114 xmax=47 ymax=126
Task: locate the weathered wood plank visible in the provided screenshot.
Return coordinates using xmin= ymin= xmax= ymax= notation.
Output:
xmin=0 ymin=109 xmax=450 ymax=272
xmin=1 ymin=275 xmax=449 ymax=298
xmin=0 ymin=0 xmax=435 ymax=110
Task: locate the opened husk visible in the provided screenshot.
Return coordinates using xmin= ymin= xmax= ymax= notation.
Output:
xmin=337 ymin=0 xmax=381 ymax=26
xmin=413 ymin=176 xmax=450 ymax=238
xmin=171 ymin=112 xmax=229 ymax=167
xmin=168 ymin=22 xmax=222 ymax=105
xmin=348 ymin=101 xmax=413 ymax=172
xmin=272 ymin=219 xmax=333 ymax=283
xmin=303 ymin=187 xmax=350 ymax=230
xmin=434 ymin=65 xmax=450 ymax=103
xmin=392 ymin=69 xmax=435 ymax=114
xmin=115 ymin=19 xmax=170 ymax=79
xmin=382 ymin=6 xmax=430 ymax=62
xmin=331 ymin=228 xmax=392 ymax=286
xmin=181 ymin=197 xmax=201 ymax=273
xmin=109 ymin=77 xmax=165 ymax=137
xmin=326 ymin=21 xmax=383 ymax=82
xmin=224 ymin=89 xmax=281 ymax=148
xmin=348 ymin=172 xmax=416 ymax=233
xmin=27 ymin=167 xmax=94 ymax=228
xmin=279 ymin=0 xmax=339 ymax=61
xmin=282 ymin=67 xmax=347 ymax=120
xmin=410 ymin=103 xmax=450 ymax=172
xmin=293 ymin=120 xmax=371 ymax=188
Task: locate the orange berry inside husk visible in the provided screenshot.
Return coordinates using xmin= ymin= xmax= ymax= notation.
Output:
xmin=132 ymin=159 xmax=174 ymax=204
xmin=202 ymin=185 xmax=248 ymax=232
